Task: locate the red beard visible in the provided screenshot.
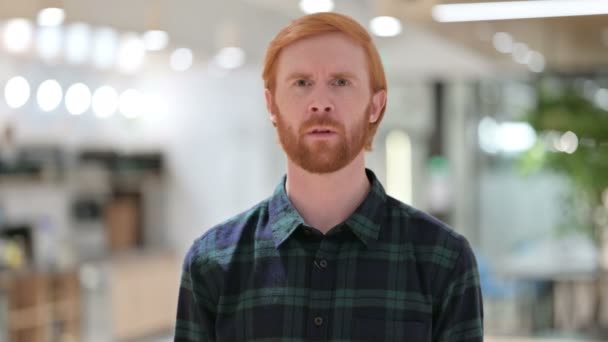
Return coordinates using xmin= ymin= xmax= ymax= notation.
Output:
xmin=273 ymin=101 xmax=370 ymax=174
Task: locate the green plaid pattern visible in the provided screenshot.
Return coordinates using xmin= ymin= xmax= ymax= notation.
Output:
xmin=175 ymin=169 xmax=483 ymax=341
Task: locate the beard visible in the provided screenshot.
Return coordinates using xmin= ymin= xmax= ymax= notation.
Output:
xmin=273 ymin=101 xmax=371 ymax=174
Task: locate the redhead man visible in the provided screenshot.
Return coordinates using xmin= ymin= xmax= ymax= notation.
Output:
xmin=175 ymin=12 xmax=483 ymax=342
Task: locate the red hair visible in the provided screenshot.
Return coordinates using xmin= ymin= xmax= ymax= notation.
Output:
xmin=262 ymin=12 xmax=387 ymax=151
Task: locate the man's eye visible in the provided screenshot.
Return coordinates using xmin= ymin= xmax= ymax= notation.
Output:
xmin=295 ymin=80 xmax=309 ymax=87
xmin=334 ymin=79 xmax=349 ymax=86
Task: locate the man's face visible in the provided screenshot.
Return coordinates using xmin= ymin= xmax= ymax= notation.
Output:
xmin=265 ymin=32 xmax=385 ymax=174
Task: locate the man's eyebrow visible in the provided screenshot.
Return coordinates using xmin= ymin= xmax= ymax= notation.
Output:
xmin=283 ymin=72 xmax=360 ymax=82
xmin=284 ymin=72 xmax=312 ymax=82
xmin=330 ymin=72 xmax=359 ymax=81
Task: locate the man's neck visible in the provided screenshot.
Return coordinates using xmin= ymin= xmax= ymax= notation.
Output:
xmin=285 ymin=154 xmax=371 ymax=234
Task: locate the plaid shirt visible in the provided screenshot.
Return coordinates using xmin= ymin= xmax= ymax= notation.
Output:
xmin=175 ymin=169 xmax=483 ymax=341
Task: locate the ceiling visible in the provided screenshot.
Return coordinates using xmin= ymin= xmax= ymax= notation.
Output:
xmin=0 ymin=0 xmax=606 ymax=76
xmin=386 ymin=0 xmax=608 ymax=74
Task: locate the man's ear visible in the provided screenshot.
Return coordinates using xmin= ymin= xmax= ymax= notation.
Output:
xmin=264 ymin=88 xmax=277 ymax=127
xmin=369 ymin=89 xmax=387 ymax=124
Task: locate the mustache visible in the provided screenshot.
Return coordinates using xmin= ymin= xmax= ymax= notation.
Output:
xmin=298 ymin=116 xmax=345 ymax=135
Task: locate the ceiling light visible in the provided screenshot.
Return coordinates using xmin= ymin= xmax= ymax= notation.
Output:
xmin=4 ymin=76 xmax=31 ymax=109
xmin=36 ymin=26 xmax=63 ymax=60
xmin=142 ymin=30 xmax=169 ymax=51
xmin=65 ymin=83 xmax=91 ymax=115
xmin=433 ymin=0 xmax=608 ymax=22
xmin=65 ymin=23 xmax=92 ymax=64
xmin=37 ymin=7 xmax=65 ymax=27
xmin=299 ymin=0 xmax=334 ymax=14
xmin=3 ymin=19 xmax=33 ymax=53
xmin=214 ymin=47 xmax=245 ymax=70
xmin=526 ymin=51 xmax=545 ymax=73
xmin=512 ymin=42 xmax=529 ymax=64
xmin=92 ymin=86 xmax=119 ymax=118
xmin=170 ymin=48 xmax=193 ymax=71
xmin=492 ymin=32 xmax=513 ymax=53
xmin=37 ymin=79 xmax=63 ymax=112
xmin=92 ymin=27 xmax=118 ymax=69
xmin=117 ymin=33 xmax=146 ymax=73
xmin=370 ymin=16 xmax=402 ymax=37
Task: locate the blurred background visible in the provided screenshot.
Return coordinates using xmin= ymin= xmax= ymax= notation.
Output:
xmin=0 ymin=0 xmax=607 ymax=341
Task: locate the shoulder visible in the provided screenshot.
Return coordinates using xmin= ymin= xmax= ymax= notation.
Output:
xmin=384 ymin=197 xmax=479 ymax=300
xmin=385 ymin=195 xmax=475 ymax=271
xmin=184 ymin=198 xmax=271 ymax=268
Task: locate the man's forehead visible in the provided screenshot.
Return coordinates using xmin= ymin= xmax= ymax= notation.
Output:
xmin=280 ymin=32 xmax=364 ymax=58
xmin=275 ymin=32 xmax=368 ymax=77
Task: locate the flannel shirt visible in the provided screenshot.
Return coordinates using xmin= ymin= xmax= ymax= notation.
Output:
xmin=175 ymin=168 xmax=483 ymax=341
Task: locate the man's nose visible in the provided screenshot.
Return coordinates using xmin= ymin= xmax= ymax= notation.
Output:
xmin=308 ymin=100 xmax=334 ymax=114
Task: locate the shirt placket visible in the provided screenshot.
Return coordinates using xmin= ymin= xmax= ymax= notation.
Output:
xmin=306 ymin=237 xmax=338 ymax=341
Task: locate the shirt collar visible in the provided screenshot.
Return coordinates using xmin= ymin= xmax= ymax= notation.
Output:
xmin=268 ymin=168 xmax=386 ymax=248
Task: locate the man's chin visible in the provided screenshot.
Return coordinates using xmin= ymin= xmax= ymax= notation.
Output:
xmin=299 ymin=163 xmax=344 ymax=175
xmin=295 ymin=152 xmax=348 ymax=174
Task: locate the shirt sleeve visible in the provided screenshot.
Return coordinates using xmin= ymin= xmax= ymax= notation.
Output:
xmin=174 ymin=242 xmax=217 ymax=342
xmin=432 ymin=238 xmax=484 ymax=342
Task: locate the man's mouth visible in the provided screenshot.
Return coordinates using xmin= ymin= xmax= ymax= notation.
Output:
xmin=307 ymin=127 xmax=336 ymax=135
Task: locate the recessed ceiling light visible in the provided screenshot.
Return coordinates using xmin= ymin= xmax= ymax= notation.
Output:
xmin=37 ymin=7 xmax=65 ymax=27
xmin=143 ymin=30 xmax=169 ymax=51
xmin=3 ymin=19 xmax=33 ymax=53
xmin=65 ymin=83 xmax=91 ymax=115
xmin=214 ymin=47 xmax=245 ymax=70
xmin=370 ymin=16 xmax=402 ymax=37
xmin=170 ymin=48 xmax=193 ymax=72
xmin=299 ymin=0 xmax=334 ymax=14
xmin=433 ymin=0 xmax=608 ymax=22
xmin=4 ymin=76 xmax=31 ymax=109
xmin=37 ymin=80 xmax=63 ymax=112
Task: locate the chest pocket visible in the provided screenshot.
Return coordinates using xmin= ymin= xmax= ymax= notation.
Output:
xmin=353 ymin=317 xmax=429 ymax=342
xmin=216 ymin=288 xmax=288 ymax=341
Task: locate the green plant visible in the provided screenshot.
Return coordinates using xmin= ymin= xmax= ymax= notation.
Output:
xmin=519 ymin=78 xmax=608 ymax=242
xmin=519 ymin=77 xmax=608 ymax=335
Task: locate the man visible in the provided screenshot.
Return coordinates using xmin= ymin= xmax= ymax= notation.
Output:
xmin=175 ymin=12 xmax=483 ymax=341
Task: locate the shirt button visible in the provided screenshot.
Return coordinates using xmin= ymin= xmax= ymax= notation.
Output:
xmin=314 ymin=316 xmax=324 ymax=326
